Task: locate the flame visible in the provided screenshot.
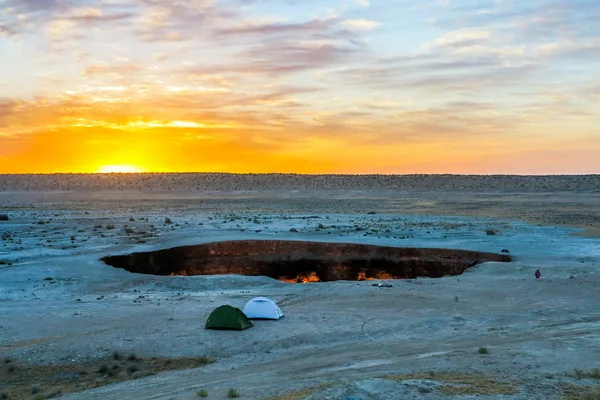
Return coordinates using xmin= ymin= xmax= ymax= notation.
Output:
xmin=357 ymin=271 xmax=374 ymax=281
xmin=301 ymin=272 xmax=321 ymax=283
xmin=279 ymin=271 xmax=321 ymax=283
xmin=278 ymin=270 xmax=395 ymax=283
xmin=375 ymin=271 xmax=393 ymax=280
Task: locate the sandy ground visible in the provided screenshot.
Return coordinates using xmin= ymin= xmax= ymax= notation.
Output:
xmin=1 ymin=182 xmax=600 ymax=399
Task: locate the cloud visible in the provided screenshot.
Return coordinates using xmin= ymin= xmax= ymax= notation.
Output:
xmin=4 ymin=0 xmax=59 ymax=12
xmin=535 ymin=40 xmax=600 ymax=58
xmin=214 ymin=17 xmax=335 ymax=36
xmin=181 ymin=37 xmax=364 ymax=77
xmin=341 ymin=19 xmax=380 ymax=30
xmin=0 ymin=0 xmax=137 ymax=42
xmin=133 ymin=0 xmax=236 ymax=42
xmin=585 ymin=82 xmax=600 ymax=101
xmin=425 ymin=29 xmax=491 ymax=50
xmin=339 ymin=49 xmax=536 ymax=94
xmin=83 ymin=63 xmax=143 ymax=77
xmin=434 ymin=0 xmax=599 ymax=40
xmin=0 ymin=99 xmax=17 ymax=128
xmin=0 ymin=24 xmax=17 ymax=38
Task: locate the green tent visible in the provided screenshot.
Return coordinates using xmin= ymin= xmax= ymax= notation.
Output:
xmin=206 ymin=305 xmax=254 ymax=330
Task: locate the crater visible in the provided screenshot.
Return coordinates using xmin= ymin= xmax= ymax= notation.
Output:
xmin=100 ymin=240 xmax=511 ymax=282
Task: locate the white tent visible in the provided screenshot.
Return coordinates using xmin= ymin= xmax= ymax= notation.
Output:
xmin=242 ymin=297 xmax=284 ymax=320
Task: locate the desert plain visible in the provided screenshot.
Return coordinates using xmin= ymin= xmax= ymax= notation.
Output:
xmin=0 ymin=174 xmax=599 ymax=400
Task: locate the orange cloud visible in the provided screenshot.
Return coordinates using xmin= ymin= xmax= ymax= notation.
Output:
xmin=1 ymin=91 xmax=598 ymax=174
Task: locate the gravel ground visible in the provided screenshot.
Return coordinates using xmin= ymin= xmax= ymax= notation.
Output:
xmin=1 ymin=182 xmax=599 ymax=399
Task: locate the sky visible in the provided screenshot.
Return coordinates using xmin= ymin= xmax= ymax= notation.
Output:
xmin=0 ymin=0 xmax=599 ymax=174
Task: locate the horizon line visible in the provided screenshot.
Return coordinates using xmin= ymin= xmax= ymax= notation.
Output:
xmin=1 ymin=172 xmax=599 ymax=177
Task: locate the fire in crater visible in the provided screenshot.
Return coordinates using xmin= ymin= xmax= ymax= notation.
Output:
xmin=101 ymin=240 xmax=511 ymax=282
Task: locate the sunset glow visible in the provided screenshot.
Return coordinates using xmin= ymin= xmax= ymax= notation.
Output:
xmin=1 ymin=0 xmax=599 ymax=174
xmin=96 ymin=165 xmax=144 ymax=174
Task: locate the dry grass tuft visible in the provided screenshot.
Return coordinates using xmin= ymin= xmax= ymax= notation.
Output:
xmin=569 ymin=369 xmax=600 ymax=380
xmin=561 ymin=383 xmax=600 ymax=400
xmin=0 ymin=353 xmax=214 ymax=399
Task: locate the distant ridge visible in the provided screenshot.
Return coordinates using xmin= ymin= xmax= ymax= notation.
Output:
xmin=0 ymin=173 xmax=598 ymax=192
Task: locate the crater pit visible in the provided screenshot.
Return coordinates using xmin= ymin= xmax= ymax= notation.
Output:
xmin=101 ymin=240 xmax=511 ymax=282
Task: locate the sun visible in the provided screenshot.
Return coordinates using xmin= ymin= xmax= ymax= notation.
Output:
xmin=96 ymin=164 xmax=144 ymax=174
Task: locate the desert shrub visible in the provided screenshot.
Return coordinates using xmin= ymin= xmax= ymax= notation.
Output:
xmin=478 ymin=347 xmax=489 ymax=354
xmin=127 ymin=365 xmax=139 ymax=374
xmin=570 ymin=369 xmax=600 ymax=380
xmin=164 ymin=217 xmax=172 ymax=224
xmin=485 ymin=229 xmax=498 ymax=236
xmin=106 ymin=224 xmax=115 ymax=230
xmin=227 ymin=388 xmax=240 ymax=398
xmin=582 ymin=388 xmax=600 ymax=400
xmin=289 ymin=228 xmax=298 ymax=232
xmin=196 ymin=389 xmax=209 ymax=397
xmin=196 ymin=356 xmax=214 ymax=366
xmin=106 ymin=364 xmax=120 ymax=377
xmin=573 ymin=369 xmax=586 ymax=379
xmin=47 ymin=388 xmax=63 ymax=398
xmin=0 ymin=391 xmax=8 ymax=399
